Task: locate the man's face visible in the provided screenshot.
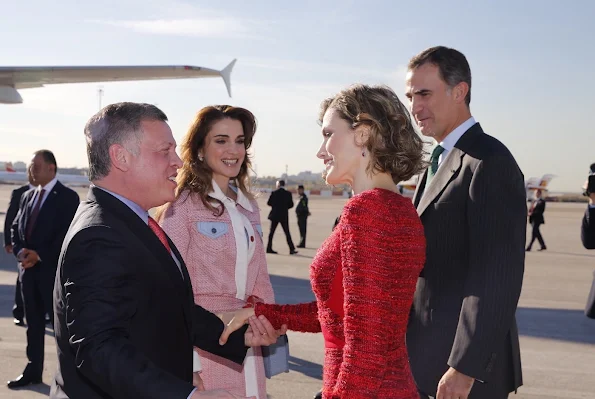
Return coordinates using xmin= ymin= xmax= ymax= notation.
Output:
xmin=28 ymin=153 xmax=54 ymax=186
xmin=405 ymin=63 xmax=456 ymax=142
xmin=298 ymin=188 xmax=304 ymax=195
xmin=126 ymin=120 xmax=182 ymax=210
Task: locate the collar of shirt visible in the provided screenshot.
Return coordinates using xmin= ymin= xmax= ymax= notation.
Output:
xmin=438 ymin=116 xmax=476 ymax=165
xmin=208 ymin=179 xmax=254 ymax=212
xmin=92 ymin=185 xmax=149 ymax=224
xmin=35 ymin=176 xmax=58 ymax=206
xmin=39 ymin=176 xmax=58 ymax=193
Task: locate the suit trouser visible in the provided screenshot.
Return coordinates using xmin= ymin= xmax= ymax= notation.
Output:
xmin=20 ymin=265 xmax=54 ymax=377
xmin=267 ymin=219 xmax=295 ymax=252
xmin=13 ymin=275 xmax=25 ymax=321
xmin=297 ymin=215 xmax=308 ymax=247
xmin=527 ymin=221 xmax=546 ymax=249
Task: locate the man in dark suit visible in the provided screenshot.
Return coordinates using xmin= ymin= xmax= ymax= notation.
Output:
xmin=581 ymin=172 xmax=595 ymax=318
xmin=3 ymin=175 xmax=35 ymax=326
xmin=405 ymin=46 xmax=526 ymax=399
xmin=50 ymin=102 xmax=285 ymax=399
xmin=8 ymin=150 xmax=80 ymax=388
xmin=295 ymin=185 xmax=310 ymax=248
xmin=526 ymin=189 xmax=547 ymax=251
xmin=266 ymin=180 xmax=298 ymax=255
xmin=582 ymin=169 xmax=595 ymax=250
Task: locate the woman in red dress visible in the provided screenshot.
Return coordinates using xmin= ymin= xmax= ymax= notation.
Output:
xmin=221 ymin=84 xmax=427 ymax=398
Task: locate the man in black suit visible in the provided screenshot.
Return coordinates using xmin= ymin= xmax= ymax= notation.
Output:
xmin=295 ymin=185 xmax=310 ymax=248
xmin=8 ymin=150 xmax=80 ymax=389
xmin=526 ymin=189 xmax=547 ymax=251
xmin=581 ymin=171 xmax=595 ymax=318
xmin=266 ymin=180 xmax=298 ymax=255
xmin=582 ymin=168 xmax=595 ymax=250
xmin=3 ymin=174 xmax=35 ymax=326
xmin=50 ymin=102 xmax=285 ymax=399
xmin=405 ymin=46 xmax=526 ymax=399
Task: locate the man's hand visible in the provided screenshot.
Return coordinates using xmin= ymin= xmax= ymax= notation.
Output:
xmin=217 ymin=307 xmax=255 ymax=345
xmin=20 ymin=249 xmax=40 ymax=269
xmin=436 ymin=367 xmax=475 ymax=399
xmin=190 ymin=389 xmax=255 ymax=398
xmin=4 ymin=244 xmax=12 ymax=254
xmin=193 ymin=372 xmax=205 ymax=391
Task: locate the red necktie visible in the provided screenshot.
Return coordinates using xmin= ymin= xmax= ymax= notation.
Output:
xmin=26 ymin=189 xmax=46 ymax=241
xmin=148 ymin=217 xmax=171 ymax=253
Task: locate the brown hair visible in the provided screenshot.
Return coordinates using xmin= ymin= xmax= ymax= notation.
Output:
xmin=318 ymin=84 xmax=427 ymax=184
xmin=155 ymin=105 xmax=256 ymax=220
xmin=408 ymin=46 xmax=472 ymax=106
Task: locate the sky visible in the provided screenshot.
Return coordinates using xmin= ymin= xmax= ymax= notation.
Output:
xmin=0 ymin=0 xmax=593 ymax=192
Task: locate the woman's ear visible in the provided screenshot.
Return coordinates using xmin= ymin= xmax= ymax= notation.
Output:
xmin=354 ymin=124 xmax=370 ymax=148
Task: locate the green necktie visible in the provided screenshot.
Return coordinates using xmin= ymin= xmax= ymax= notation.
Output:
xmin=426 ymin=145 xmax=445 ymax=185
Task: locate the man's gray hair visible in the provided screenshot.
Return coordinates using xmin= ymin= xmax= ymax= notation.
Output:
xmin=84 ymin=102 xmax=168 ymax=180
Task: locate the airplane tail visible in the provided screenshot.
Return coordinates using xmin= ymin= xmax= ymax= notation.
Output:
xmin=526 ymin=174 xmax=555 ymax=191
xmin=220 ymin=59 xmax=237 ymax=98
xmin=5 ymin=162 xmax=16 ymax=172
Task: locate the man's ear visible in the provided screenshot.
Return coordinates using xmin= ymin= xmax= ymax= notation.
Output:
xmin=453 ymin=81 xmax=469 ymax=104
xmin=109 ymin=144 xmax=131 ymax=172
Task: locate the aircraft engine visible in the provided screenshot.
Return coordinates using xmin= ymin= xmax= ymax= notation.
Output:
xmin=0 ymin=86 xmax=23 ymax=104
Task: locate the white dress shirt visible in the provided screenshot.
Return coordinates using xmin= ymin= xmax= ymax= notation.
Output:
xmin=437 ymin=116 xmax=477 ymax=169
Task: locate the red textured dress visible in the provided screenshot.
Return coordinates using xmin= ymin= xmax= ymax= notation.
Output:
xmin=255 ymin=188 xmax=426 ymax=398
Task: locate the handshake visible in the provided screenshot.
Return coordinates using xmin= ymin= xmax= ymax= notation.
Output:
xmin=190 ymin=305 xmax=287 ymax=399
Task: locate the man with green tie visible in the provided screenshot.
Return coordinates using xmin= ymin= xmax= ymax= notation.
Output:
xmin=405 ymin=46 xmax=526 ymax=399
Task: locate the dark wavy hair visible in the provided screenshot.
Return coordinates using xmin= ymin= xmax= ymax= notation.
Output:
xmin=155 ymin=105 xmax=256 ymax=220
xmin=318 ymin=84 xmax=427 ymax=184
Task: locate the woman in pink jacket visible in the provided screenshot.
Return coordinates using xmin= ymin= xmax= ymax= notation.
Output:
xmin=157 ymin=105 xmax=275 ymax=399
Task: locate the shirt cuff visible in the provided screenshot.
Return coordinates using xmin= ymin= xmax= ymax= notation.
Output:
xmin=193 ymin=350 xmax=202 ymax=373
xmin=187 ymin=387 xmax=197 ymax=399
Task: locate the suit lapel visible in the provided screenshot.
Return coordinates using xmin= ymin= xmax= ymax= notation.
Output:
xmin=413 ymin=169 xmax=428 ymax=208
xmin=417 ymin=147 xmax=465 ymax=217
xmin=169 ymin=240 xmax=193 ymax=333
xmin=89 ymin=188 xmax=188 ymax=295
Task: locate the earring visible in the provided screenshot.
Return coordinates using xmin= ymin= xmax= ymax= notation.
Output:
xmin=362 ymin=150 xmax=366 ymax=157
xmin=198 ymin=155 xmax=204 ymax=161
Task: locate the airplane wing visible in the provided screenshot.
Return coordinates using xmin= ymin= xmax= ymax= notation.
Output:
xmin=0 ymin=59 xmax=236 ymax=104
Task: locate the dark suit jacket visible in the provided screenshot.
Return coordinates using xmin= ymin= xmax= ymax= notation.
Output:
xmin=581 ymin=205 xmax=595 ymax=250
xmin=407 ymin=123 xmax=526 ymax=398
xmin=528 ymin=198 xmax=545 ymax=225
xmin=11 ymin=181 xmax=80 ymax=273
xmin=3 ymin=184 xmax=31 ymax=247
xmin=267 ymin=188 xmax=294 ymax=221
xmin=51 ymin=187 xmax=249 ymax=399
xmin=296 ymin=194 xmax=309 ymax=217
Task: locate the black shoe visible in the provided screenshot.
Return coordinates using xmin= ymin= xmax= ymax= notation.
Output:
xmin=266 ymin=249 xmax=278 ymax=254
xmin=290 ymin=250 xmax=299 ymax=255
xmin=7 ymin=374 xmax=42 ymax=389
xmin=13 ymin=318 xmax=25 ymax=327
xmin=313 ymin=390 xmax=322 ymax=399
xmin=538 ymin=247 xmax=547 ymax=251
xmin=526 ymin=247 xmax=531 ymax=251
xmin=297 ymin=245 xmax=306 ymax=248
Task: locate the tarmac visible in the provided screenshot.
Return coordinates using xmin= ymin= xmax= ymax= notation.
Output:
xmin=0 ymin=184 xmax=594 ymax=399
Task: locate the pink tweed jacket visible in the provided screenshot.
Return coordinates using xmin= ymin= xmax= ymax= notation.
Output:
xmin=160 ymin=184 xmax=275 ymax=399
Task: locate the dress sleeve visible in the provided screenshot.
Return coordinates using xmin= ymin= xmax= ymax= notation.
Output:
xmin=254 ymin=302 xmax=320 ymax=333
